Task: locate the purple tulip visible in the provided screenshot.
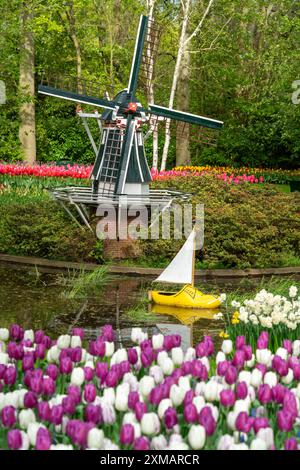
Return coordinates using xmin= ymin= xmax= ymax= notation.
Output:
xmin=135 ymin=402 xmax=147 ymax=421
xmin=272 ymin=384 xmax=286 ymax=404
xmin=225 ymin=365 xmax=238 ymax=385
xmin=220 ymin=389 xmax=235 ymax=407
xmin=46 ymin=364 xmax=59 ymax=381
xmin=70 ymin=347 xmax=82 ymax=363
xmin=36 ymin=428 xmax=51 ymax=450
xmin=277 ymin=410 xmax=294 ymax=432
xmin=236 ymin=412 xmax=253 ymax=433
xmin=72 ymin=328 xmax=84 ymax=340
xmin=232 ymin=350 xmax=245 ymax=369
xmin=1 ymin=406 xmax=16 ymax=427
xmin=30 ymin=376 xmax=43 ymax=395
xmin=284 ymin=438 xmax=298 ymax=451
xmin=62 ymin=395 xmax=76 ymax=415
xmin=120 ymin=361 xmax=130 ymax=376
xmin=283 ymin=391 xmax=298 ymax=418
xmin=9 ymin=324 xmax=23 ymax=341
xmin=293 ymin=363 xmax=300 ymax=381
xmin=35 ymin=344 xmax=46 ymax=360
xmin=67 ymin=385 xmax=81 ymax=405
xmin=199 ymin=407 xmax=216 ymax=436
xmin=84 ymin=367 xmax=94 ymax=382
xmin=84 ymin=384 xmax=96 ymax=403
xmin=236 ymin=381 xmax=248 ymax=400
xmin=195 ymin=342 xmax=207 ymax=358
xmin=0 ymin=364 xmax=6 ymax=379
xmin=3 ymin=366 xmax=17 ymax=386
xmin=253 ymin=417 xmax=269 ymax=433
xmin=102 ymin=324 xmax=115 ymax=342
xmin=283 ymin=339 xmax=293 ymax=355
xmin=163 ymin=335 xmax=173 ymax=351
xmin=149 ymin=386 xmax=163 ymax=406
xmin=84 ymin=404 xmax=102 ymax=424
xmin=255 ymin=364 xmax=267 ymax=376
xmin=164 ymin=407 xmax=178 ymax=429
xmin=257 ymin=332 xmax=269 ymax=349
xmin=37 ymin=401 xmax=51 ymax=421
xmin=184 ymin=403 xmax=198 ymax=423
xmin=134 ymin=436 xmax=150 ymax=450
xmin=41 ymin=377 xmax=55 ymax=397
xmin=105 ymin=370 xmax=118 ymax=388
xmin=203 ymin=336 xmax=214 ymax=356
xmin=184 ymin=390 xmax=195 ymax=407
xmin=182 ymin=361 xmax=193 ymax=375
xmin=258 ymin=384 xmax=272 ymax=404
xmin=50 ymin=405 xmax=64 ymax=425
xmin=128 ymin=348 xmax=138 ymax=365
xmin=42 ymin=335 xmax=51 ymax=349
xmin=66 ymin=419 xmax=92 ymax=448
xmin=59 ymin=357 xmax=73 ymax=375
xmin=128 ymin=391 xmax=140 ymax=410
xmin=95 ymin=362 xmax=108 ymax=383
xmin=217 ymin=360 xmax=230 ymax=377
xmin=243 ymin=345 xmax=253 ymax=361
xmin=120 ymin=423 xmax=135 ymax=445
xmin=22 ymin=353 xmax=35 ymax=372
xmin=34 ymin=330 xmax=45 ymax=344
xmin=236 ymin=336 xmax=246 ymax=350
xmin=93 ymin=339 xmax=105 ymax=357
xmin=7 ymin=429 xmax=22 ymax=450
xmin=24 ymin=391 xmax=38 ymax=408
xmin=141 ymin=351 xmax=153 ymax=368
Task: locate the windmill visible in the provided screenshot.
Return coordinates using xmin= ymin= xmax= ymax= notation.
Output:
xmin=38 ymin=15 xmax=223 ymax=230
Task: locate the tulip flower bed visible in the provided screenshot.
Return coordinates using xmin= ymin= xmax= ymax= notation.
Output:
xmin=1 ymin=323 xmax=300 ymax=450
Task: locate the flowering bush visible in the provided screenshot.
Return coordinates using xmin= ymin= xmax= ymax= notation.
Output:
xmin=1 ymin=324 xmax=300 ymax=450
xmin=0 ymin=163 xmax=92 ymax=179
xmin=217 ymin=287 xmax=300 ymax=351
xmin=151 ymin=168 xmax=264 ymax=185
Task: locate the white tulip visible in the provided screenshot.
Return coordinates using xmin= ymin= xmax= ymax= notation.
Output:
xmin=84 ymin=360 xmax=95 ymax=369
xmin=227 ymin=411 xmax=237 ymax=431
xmin=192 ymin=396 xmax=205 ymax=413
xmin=70 ymin=335 xmax=82 ymax=349
xmin=238 ymin=371 xmax=252 ymax=386
xmin=228 ymin=443 xmax=249 ymax=450
xmin=19 ymin=409 xmax=36 ymax=430
xmin=256 ymin=349 xmax=272 ymax=366
xmin=246 ymin=354 xmax=255 ymax=368
xmin=87 ymin=428 xmax=104 ymax=449
xmin=221 ymin=340 xmax=233 ymax=355
xmin=5 ymin=391 xmax=19 ymax=409
xmin=251 ymin=369 xmax=263 ymax=387
xmin=188 ymin=425 xmax=206 ymax=450
xmin=257 ymin=428 xmax=274 ymax=449
xmin=132 ymin=422 xmax=141 ymax=439
xmin=50 ymin=444 xmax=74 ymax=450
xmin=178 ymin=376 xmax=191 ymax=392
xmin=115 ymin=383 xmax=129 ymax=412
xmin=275 ymin=347 xmax=288 ymax=361
xmin=170 ymin=384 xmax=185 ymax=407
xmin=281 ymin=368 xmax=294 ymax=385
xmin=172 ymin=347 xmax=184 ymax=366
xmin=195 ymin=381 xmax=206 ymax=396
xmin=264 ymin=372 xmax=278 ymax=388
xmin=234 ymin=399 xmax=250 ymax=414
xmin=131 ymin=327 xmax=143 ymax=343
xmin=149 ymin=365 xmax=164 ymax=384
xmin=169 ymin=443 xmax=190 ymax=450
xmin=216 ymin=351 xmax=226 ymax=364
xmin=123 ymin=412 xmax=137 ymax=425
xmin=103 ymin=388 xmax=115 ymax=406
xmin=141 ymin=412 xmax=160 ymax=436
xmin=105 ymin=342 xmax=114 ymax=357
xmin=157 ymin=351 xmax=168 ymax=367
xmin=199 ymin=357 xmax=210 ymax=372
xmin=70 ymin=367 xmax=85 ymax=387
xmin=217 ymin=434 xmax=235 ymax=450
xmin=111 ymin=348 xmax=127 ymax=365
xmin=250 ymin=438 xmax=267 ymax=450
xmin=139 ymin=376 xmax=155 ymax=399
xmin=0 ymin=352 xmax=8 ymax=365
xmin=151 ymin=435 xmax=167 ymax=450
xmin=293 ymin=340 xmax=300 ymax=357
xmin=57 ymin=335 xmax=71 ymax=350
xmin=158 ymin=399 xmax=172 ymax=419
xmin=161 ymin=358 xmax=174 ymax=376
xmin=17 ymin=389 xmax=28 ymax=408
xmin=204 ymin=381 xmax=219 ymax=402
xmin=184 ymin=347 xmax=196 ymax=361
xmin=205 ymin=403 xmax=219 ymax=422
xmin=27 ymin=423 xmax=45 ymax=446
xmin=47 ymin=345 xmax=60 ymax=363
xmin=123 ymin=372 xmax=139 ymax=392
xmin=152 ymin=334 xmax=164 ymax=350
xmin=0 ymin=328 xmax=9 ymax=342
xmin=24 ymin=329 xmax=34 ymax=342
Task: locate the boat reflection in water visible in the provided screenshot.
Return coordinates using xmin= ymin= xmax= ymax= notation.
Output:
xmin=150 ymin=303 xmax=222 ymax=351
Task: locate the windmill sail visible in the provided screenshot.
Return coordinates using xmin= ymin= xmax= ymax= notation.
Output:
xmin=154 ymin=229 xmax=196 ymax=284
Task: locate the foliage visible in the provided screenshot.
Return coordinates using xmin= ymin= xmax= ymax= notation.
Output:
xmin=62 ymin=265 xmax=110 ymax=299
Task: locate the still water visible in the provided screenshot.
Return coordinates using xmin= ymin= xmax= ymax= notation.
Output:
xmin=0 ymin=266 xmax=290 ymax=349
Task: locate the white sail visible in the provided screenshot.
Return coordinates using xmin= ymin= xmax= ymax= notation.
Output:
xmin=154 ymin=229 xmax=196 ymax=284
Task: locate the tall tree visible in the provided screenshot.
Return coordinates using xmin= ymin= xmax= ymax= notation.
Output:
xmin=19 ymin=1 xmax=36 ymax=164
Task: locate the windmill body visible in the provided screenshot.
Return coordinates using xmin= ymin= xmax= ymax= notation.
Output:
xmin=38 ymin=14 xmax=224 ymax=229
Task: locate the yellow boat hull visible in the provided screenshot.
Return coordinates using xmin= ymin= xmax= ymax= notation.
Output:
xmin=149 ymin=284 xmax=221 ymax=309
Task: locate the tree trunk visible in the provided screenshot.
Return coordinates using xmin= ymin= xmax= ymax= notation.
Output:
xmin=160 ymin=0 xmax=191 ymax=171
xmin=176 ymin=31 xmax=191 ymax=166
xmin=19 ymin=2 xmax=36 ymax=164
xmin=67 ymin=2 xmax=82 ymax=93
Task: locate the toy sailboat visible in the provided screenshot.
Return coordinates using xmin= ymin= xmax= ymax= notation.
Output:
xmin=149 ymin=228 xmax=221 ymax=309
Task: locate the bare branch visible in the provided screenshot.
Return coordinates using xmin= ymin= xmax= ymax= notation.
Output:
xmin=184 ymin=0 xmax=215 ymax=46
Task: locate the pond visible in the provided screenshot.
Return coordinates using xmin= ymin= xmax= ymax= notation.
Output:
xmin=0 ymin=266 xmax=298 ymax=350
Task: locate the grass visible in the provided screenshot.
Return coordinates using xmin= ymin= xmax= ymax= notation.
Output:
xmin=61 ymin=265 xmax=110 ymax=299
